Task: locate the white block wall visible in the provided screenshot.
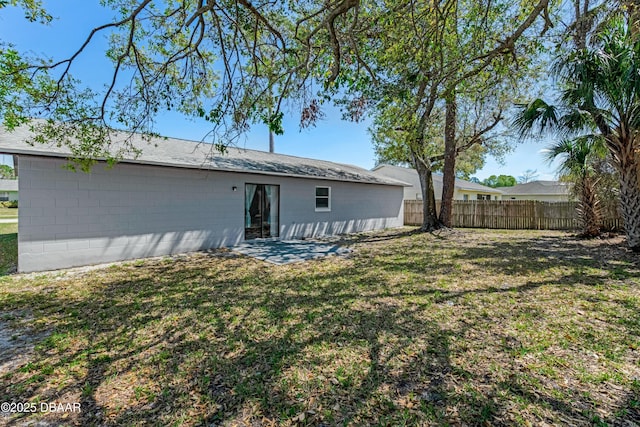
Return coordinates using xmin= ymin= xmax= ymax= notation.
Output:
xmin=18 ymin=156 xmax=403 ymax=272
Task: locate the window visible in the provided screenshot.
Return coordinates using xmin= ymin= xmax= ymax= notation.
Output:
xmin=463 ymin=194 xmax=469 ymax=201
xmin=0 ymin=192 xmax=8 ymax=202
xmin=315 ymin=186 xmax=331 ymax=211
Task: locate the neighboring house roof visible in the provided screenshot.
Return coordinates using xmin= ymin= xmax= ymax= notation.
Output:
xmin=0 ymin=179 xmax=18 ymax=192
xmin=0 ymin=123 xmax=406 ymax=187
xmin=448 ymin=175 xmax=503 ymax=194
xmin=372 ymin=165 xmax=422 ymax=191
xmin=371 ymin=164 xmax=503 ymax=195
xmin=500 ymin=180 xmax=570 ymax=196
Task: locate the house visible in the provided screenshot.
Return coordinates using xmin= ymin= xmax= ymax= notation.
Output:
xmin=372 ymin=164 xmax=503 ymax=201
xmin=500 ymin=180 xmax=571 ymax=202
xmin=0 ymin=179 xmax=18 ymax=202
xmin=0 ymin=124 xmax=406 ymax=272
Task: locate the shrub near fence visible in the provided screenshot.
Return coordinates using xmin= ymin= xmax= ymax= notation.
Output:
xmin=404 ymin=200 xmax=623 ymax=231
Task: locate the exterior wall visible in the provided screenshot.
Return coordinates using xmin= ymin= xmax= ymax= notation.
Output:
xmin=18 ymin=156 xmax=403 ymax=272
xmin=504 ymin=194 xmax=569 ymax=202
xmin=278 ymin=177 xmax=403 ymax=240
xmin=8 ymin=191 xmax=18 ymax=201
xmin=404 ymin=186 xmax=422 ymax=201
xmin=455 ymin=189 xmax=502 ymax=201
xmin=403 ymin=187 xmax=503 ymax=201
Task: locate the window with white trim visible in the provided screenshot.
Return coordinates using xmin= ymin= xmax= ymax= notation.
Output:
xmin=315 ymin=186 xmax=331 ymax=211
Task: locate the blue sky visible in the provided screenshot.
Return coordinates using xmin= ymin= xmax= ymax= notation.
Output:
xmin=0 ymin=1 xmax=560 ymax=181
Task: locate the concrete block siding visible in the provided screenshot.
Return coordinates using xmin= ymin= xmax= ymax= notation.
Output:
xmin=18 ymin=156 xmax=403 ymax=272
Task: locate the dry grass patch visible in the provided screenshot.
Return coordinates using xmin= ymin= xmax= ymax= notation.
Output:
xmin=0 ymin=228 xmax=639 ymax=426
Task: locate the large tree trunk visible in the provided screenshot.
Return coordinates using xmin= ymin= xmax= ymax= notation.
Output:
xmin=414 ymin=157 xmax=440 ymax=231
xmin=618 ymin=160 xmax=640 ymax=250
xmin=625 ymin=0 xmax=640 ymax=36
xmin=608 ymin=134 xmax=640 ymax=250
xmin=572 ymin=0 xmax=590 ymax=50
xmin=439 ymin=94 xmax=457 ymax=227
xmin=576 ymin=174 xmax=601 ymax=238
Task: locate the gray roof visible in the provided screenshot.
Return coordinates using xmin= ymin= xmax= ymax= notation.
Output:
xmin=0 ymin=179 xmax=18 ymax=192
xmin=371 ymin=164 xmax=503 ymax=194
xmin=500 ymin=180 xmax=570 ymax=196
xmin=0 ymin=123 xmax=405 ymax=186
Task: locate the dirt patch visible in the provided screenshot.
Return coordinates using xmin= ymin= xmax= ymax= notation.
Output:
xmin=0 ymin=312 xmax=47 ymax=377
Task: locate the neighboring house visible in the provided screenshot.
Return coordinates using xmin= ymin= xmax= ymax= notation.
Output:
xmin=0 ymin=125 xmax=406 ymax=272
xmin=372 ymin=164 xmax=503 ymax=201
xmin=500 ymin=180 xmax=571 ymax=202
xmin=0 ymin=179 xmax=18 ymax=202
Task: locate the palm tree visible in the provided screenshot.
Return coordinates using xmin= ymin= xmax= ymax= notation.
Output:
xmin=514 ymin=14 xmax=640 ymax=251
xmin=561 ymin=16 xmax=640 ymax=249
xmin=544 ymin=137 xmax=606 ymax=237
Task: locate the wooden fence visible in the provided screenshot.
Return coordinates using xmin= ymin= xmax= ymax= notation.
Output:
xmin=404 ymin=200 xmax=623 ymax=231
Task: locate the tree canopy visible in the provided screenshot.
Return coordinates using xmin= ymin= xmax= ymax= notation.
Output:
xmin=482 ymin=175 xmax=517 ymax=188
xmin=338 ymin=0 xmax=551 ymax=229
xmin=1 ymin=0 xmax=552 ymax=185
xmin=0 ymin=0 xmax=365 ymax=168
xmin=0 ymin=164 xmax=15 ymax=179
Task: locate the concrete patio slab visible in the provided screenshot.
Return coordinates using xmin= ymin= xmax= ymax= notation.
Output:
xmin=232 ymin=239 xmax=350 ymax=265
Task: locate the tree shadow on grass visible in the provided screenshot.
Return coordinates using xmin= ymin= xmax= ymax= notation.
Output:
xmin=0 ymin=228 xmax=639 ymax=426
xmin=362 ymin=230 xmax=640 ymax=282
xmin=0 ymin=257 xmax=471 ymax=425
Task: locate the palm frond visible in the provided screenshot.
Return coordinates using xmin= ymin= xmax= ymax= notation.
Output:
xmin=556 ymin=107 xmax=596 ymax=136
xmin=544 ymin=134 xmax=606 ymax=178
xmin=511 ymin=98 xmax=559 ymax=139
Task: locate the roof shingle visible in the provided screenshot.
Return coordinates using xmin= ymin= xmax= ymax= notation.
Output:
xmin=0 ymin=123 xmax=404 ymax=186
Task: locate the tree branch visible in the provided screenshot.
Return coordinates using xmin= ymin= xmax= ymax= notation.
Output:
xmin=429 ymin=110 xmax=503 ymax=163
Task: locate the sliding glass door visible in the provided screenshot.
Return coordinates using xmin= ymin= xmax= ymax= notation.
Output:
xmin=245 ymin=184 xmax=280 ymax=239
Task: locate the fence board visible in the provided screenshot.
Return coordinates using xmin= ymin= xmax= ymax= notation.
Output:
xmin=404 ymin=200 xmax=623 ymax=231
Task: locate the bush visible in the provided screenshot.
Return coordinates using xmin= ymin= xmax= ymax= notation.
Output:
xmin=1 ymin=201 xmax=17 ymax=208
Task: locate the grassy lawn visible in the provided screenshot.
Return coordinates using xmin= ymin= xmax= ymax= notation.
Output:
xmin=0 ymin=228 xmax=638 ymax=426
xmin=0 ymin=222 xmax=17 ymax=275
xmin=0 ymin=206 xmax=18 ymax=218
